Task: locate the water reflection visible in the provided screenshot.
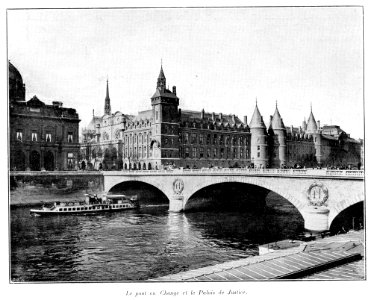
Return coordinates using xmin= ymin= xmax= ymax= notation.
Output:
xmin=11 ymin=201 xmax=303 ymax=282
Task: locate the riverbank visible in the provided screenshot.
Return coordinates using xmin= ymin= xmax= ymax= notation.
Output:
xmin=152 ymin=229 xmax=365 ymax=281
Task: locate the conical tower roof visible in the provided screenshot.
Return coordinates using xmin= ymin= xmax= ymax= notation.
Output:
xmin=249 ymin=103 xmax=266 ymax=129
xmin=306 ymin=108 xmax=317 ymax=133
xmin=271 ymin=104 xmax=285 ymax=130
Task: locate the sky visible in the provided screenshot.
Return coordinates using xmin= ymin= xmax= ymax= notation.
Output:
xmin=7 ymin=7 xmax=364 ymax=138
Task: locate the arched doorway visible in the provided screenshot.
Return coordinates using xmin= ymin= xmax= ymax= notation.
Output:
xmin=143 ymin=163 xmax=147 ymax=170
xmin=148 ymin=163 xmax=152 ymax=170
xmin=81 ymin=160 xmax=86 ymax=170
xmin=12 ymin=150 xmax=26 ymax=171
xmin=124 ymin=163 xmax=127 ymax=170
xmin=30 ymin=150 xmax=41 ymax=171
xmin=138 ymin=163 xmax=141 ymax=170
xmin=44 ymin=151 xmax=54 ymax=171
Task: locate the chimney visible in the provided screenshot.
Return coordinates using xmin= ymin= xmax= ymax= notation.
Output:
xmin=172 ymin=86 xmax=176 ymax=95
xmin=201 ymin=109 xmax=205 ymax=119
xmin=52 ymin=101 xmax=63 ymax=108
xmin=178 ymin=108 xmax=182 ymax=117
xmin=219 ymin=112 xmax=222 ymax=120
xmin=212 ymin=112 xmax=215 ymax=121
xmin=317 ymin=120 xmax=320 ymax=129
xmin=232 ymin=114 xmax=235 ymax=123
xmin=244 ymin=116 xmax=247 ymax=124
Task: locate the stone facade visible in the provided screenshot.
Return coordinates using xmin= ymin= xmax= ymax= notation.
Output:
xmin=80 ymin=65 xmax=363 ymax=170
xmin=9 ymin=62 xmax=80 ymax=171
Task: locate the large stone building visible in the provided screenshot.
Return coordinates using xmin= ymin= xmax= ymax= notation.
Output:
xmin=9 ymin=62 xmax=80 ymax=171
xmin=80 ymin=65 xmax=363 ymax=170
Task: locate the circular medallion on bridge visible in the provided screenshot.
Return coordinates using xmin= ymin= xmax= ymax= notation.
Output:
xmin=307 ymin=182 xmax=329 ymax=207
xmin=173 ymin=178 xmax=184 ymax=195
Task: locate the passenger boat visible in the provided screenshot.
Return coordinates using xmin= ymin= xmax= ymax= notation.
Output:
xmin=30 ymin=194 xmax=139 ymax=216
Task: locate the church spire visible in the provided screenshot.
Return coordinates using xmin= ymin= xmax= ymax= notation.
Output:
xmin=104 ymin=79 xmax=111 ymax=115
xmin=157 ymin=62 xmax=166 ymax=90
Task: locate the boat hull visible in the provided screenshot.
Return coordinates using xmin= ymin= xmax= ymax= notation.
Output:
xmin=30 ymin=204 xmax=139 ymax=216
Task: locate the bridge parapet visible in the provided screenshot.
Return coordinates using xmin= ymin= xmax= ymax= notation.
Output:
xmin=102 ymin=168 xmax=364 ymax=179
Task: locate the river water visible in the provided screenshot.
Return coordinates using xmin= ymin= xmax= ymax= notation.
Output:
xmin=10 ymin=197 xmax=304 ymax=282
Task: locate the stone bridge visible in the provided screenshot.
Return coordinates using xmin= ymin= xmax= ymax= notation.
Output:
xmin=102 ymin=168 xmax=364 ymax=232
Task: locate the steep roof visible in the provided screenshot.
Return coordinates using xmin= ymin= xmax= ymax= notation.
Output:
xmin=306 ymin=110 xmax=317 ymax=133
xmin=181 ymin=109 xmax=244 ymax=125
xmin=151 ymin=88 xmax=178 ymax=99
xmin=271 ymin=106 xmax=285 ymax=130
xmin=249 ymin=104 xmax=266 ymax=129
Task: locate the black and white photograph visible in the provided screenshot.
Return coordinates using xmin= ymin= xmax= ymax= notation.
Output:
xmin=5 ymin=2 xmax=368 ymax=299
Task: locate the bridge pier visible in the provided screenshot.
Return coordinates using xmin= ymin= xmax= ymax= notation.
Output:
xmin=303 ymin=207 xmax=330 ymax=232
xmin=169 ymin=195 xmax=184 ymax=212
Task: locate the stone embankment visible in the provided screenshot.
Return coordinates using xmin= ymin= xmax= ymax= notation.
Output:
xmin=9 ymin=171 xmax=104 ymax=206
xmin=152 ymin=230 xmax=364 ymax=281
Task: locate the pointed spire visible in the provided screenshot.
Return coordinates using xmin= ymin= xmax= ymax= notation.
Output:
xmin=106 ymin=78 xmax=110 ymax=100
xmin=272 ymin=101 xmax=285 ymax=130
xmin=307 ymin=105 xmax=317 ymax=134
xmin=104 ymin=79 xmax=111 ymax=115
xmin=157 ymin=62 xmax=166 ymax=90
xmin=249 ymin=102 xmax=266 ymax=129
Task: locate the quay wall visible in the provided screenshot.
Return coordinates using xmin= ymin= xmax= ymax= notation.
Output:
xmin=9 ymin=171 xmax=104 ymax=206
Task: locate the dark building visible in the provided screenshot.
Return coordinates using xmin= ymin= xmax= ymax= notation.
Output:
xmin=80 ymin=64 xmax=363 ymax=170
xmin=9 ymin=62 xmax=80 ymax=171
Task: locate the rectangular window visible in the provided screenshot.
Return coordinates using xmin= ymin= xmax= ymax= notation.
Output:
xmin=257 ymin=145 xmax=260 ymax=151
xmin=199 ymin=134 xmax=204 ymax=144
xmin=192 ymin=147 xmax=197 ymax=158
xmin=191 ymin=134 xmax=197 ymax=144
xmin=220 ymin=148 xmax=224 ymax=158
xmin=240 ymin=149 xmax=243 ymax=159
xmin=16 ymin=131 xmax=22 ymax=141
xmin=213 ymin=148 xmax=217 ymax=158
xmin=68 ymin=132 xmax=73 ymax=143
xmin=184 ymin=133 xmax=189 ymax=144
xmin=233 ymin=148 xmax=237 ymax=158
xmin=199 ymin=147 xmax=204 ymax=158
xmin=207 ymin=148 xmax=211 ymax=158
xmin=67 ymin=153 xmax=74 ymax=170
xmin=32 ymin=132 xmax=38 ymax=142
xmin=156 ymin=111 xmax=159 ymax=120
xmin=185 ymin=147 xmax=190 ymax=158
xmin=46 ymin=133 xmax=52 ymax=142
xmin=257 ymin=152 xmax=260 ymax=158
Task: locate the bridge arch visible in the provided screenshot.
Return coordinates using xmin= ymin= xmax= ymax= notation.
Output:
xmin=328 ymin=191 xmax=365 ymax=227
xmin=183 ymin=177 xmax=306 ymax=216
xmin=106 ymin=178 xmax=173 ymax=204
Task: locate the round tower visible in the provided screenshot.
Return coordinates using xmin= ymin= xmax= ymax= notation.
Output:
xmin=306 ymin=107 xmax=322 ymax=166
xmin=249 ymin=102 xmax=268 ymax=168
xmin=271 ymin=104 xmax=287 ymax=168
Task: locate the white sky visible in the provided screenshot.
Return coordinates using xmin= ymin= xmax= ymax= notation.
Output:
xmin=7 ymin=7 xmax=364 ymax=138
